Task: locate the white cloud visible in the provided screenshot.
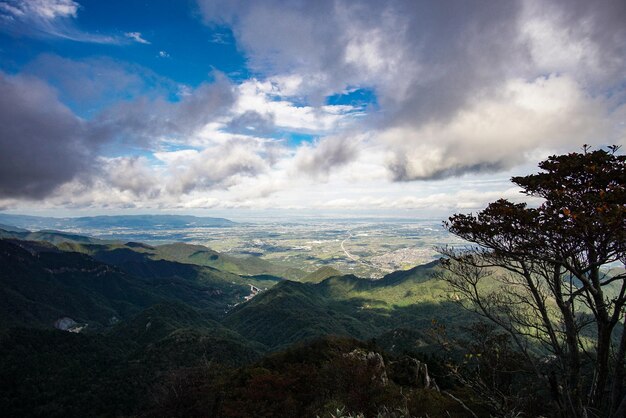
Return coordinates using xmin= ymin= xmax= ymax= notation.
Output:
xmin=521 ymin=0 xmax=626 ymax=87
xmin=209 ymin=32 xmax=230 ymax=44
xmin=12 ymin=67 xmax=623 ymax=214
xmin=102 ymin=156 xmax=160 ymax=198
xmin=125 ymin=32 xmax=150 ymax=44
xmin=0 ymin=0 xmax=117 ymax=43
xmin=90 ymin=74 xmax=235 ymax=147
xmin=234 ymin=78 xmax=358 ymax=132
xmin=1 ymin=0 xmax=79 ymax=20
xmin=166 ymin=143 xmax=269 ymax=194
xmin=153 ymin=149 xmax=200 ymax=166
xmin=382 ymin=74 xmax=619 ymax=181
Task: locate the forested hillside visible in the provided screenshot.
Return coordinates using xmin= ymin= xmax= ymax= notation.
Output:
xmin=0 ymin=228 xmax=487 ymax=417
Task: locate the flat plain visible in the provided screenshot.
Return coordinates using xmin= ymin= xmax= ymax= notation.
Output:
xmin=12 ymin=217 xmax=463 ymax=278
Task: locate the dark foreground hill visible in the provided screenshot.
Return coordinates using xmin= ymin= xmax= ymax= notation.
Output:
xmin=0 ymin=304 xmax=263 ymax=417
xmin=144 ymin=336 xmax=477 ymax=418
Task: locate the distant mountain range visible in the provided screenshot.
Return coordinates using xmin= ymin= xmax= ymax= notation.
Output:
xmin=0 ymin=213 xmax=236 ymax=231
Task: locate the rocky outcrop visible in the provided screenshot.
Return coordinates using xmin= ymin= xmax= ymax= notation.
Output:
xmin=389 ymin=355 xmax=439 ymax=391
xmin=344 ymin=349 xmax=389 ymax=386
xmin=54 ymin=317 xmax=86 ymax=333
xmin=343 ymin=349 xmax=439 ymax=391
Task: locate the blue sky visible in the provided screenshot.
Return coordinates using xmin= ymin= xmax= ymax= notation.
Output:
xmin=0 ymin=1 xmax=249 ymax=89
xmin=0 ymin=0 xmax=624 ymax=217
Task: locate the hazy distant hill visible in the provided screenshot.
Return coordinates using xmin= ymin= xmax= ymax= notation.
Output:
xmin=0 ymin=223 xmax=28 ymax=233
xmin=71 ymin=214 xmax=236 ymax=228
xmin=0 ymin=228 xmax=110 ymax=245
xmin=0 ymin=213 xmax=236 ymax=231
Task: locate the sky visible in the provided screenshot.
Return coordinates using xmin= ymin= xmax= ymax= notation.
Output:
xmin=0 ymin=0 xmax=624 ymax=219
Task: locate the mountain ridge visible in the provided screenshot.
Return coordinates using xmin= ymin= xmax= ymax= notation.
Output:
xmin=0 ymin=213 xmax=236 ymax=231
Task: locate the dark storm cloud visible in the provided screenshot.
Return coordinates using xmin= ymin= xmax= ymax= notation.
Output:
xmin=0 ymin=72 xmax=90 ymax=198
xmin=295 ymin=136 xmax=359 ymax=177
xmin=0 ymin=67 xmax=237 ymax=200
xmin=90 ymin=73 xmax=235 ymax=146
xmin=383 ymin=1 xmax=523 ymax=125
xmin=388 ymin=154 xmax=507 ymax=182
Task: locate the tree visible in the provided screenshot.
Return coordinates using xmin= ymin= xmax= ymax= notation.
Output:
xmin=439 ymin=146 xmax=626 ymax=418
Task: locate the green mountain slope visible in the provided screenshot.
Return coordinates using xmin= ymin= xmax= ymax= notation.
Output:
xmin=0 ymin=238 xmax=259 ymax=328
xmin=0 ymin=239 xmax=163 ymax=329
xmin=223 ymin=261 xmax=470 ymax=350
xmin=153 ymin=242 xmax=307 ymax=280
xmin=109 ymin=302 xmax=265 ymax=365
xmin=223 ymin=280 xmax=379 ymax=349
xmin=300 ymin=265 xmax=342 ymax=283
xmin=316 ymin=260 xmax=448 ymax=308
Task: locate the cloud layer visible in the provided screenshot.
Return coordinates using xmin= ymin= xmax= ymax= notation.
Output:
xmin=1 ymin=0 xmax=625 ymax=214
xmin=199 ymin=0 xmax=626 ymax=182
